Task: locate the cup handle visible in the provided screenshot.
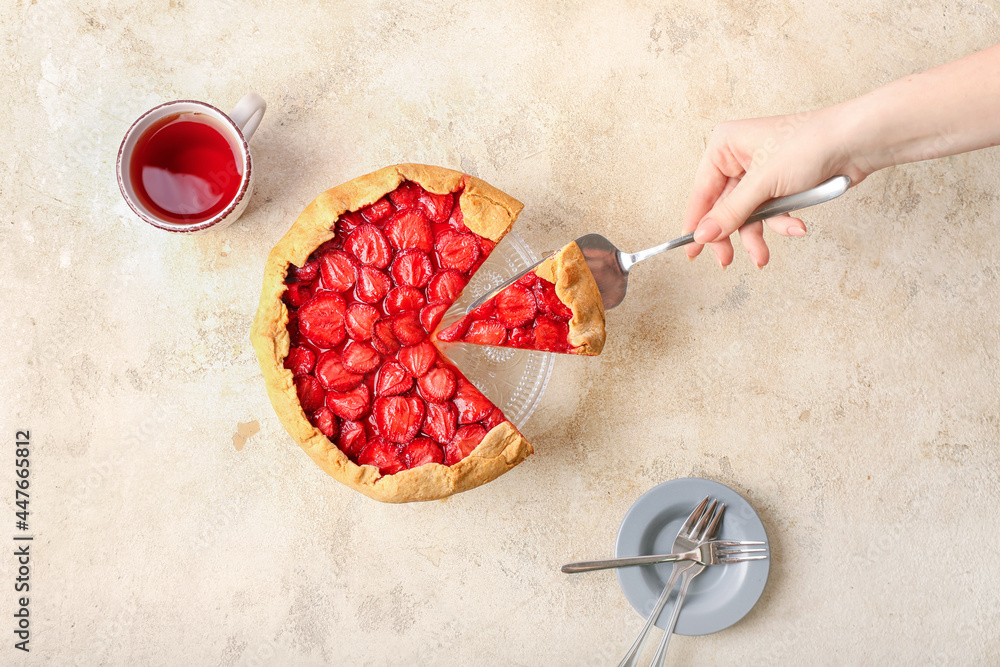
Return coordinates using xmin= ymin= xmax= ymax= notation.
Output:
xmin=228 ymin=92 xmax=267 ymax=141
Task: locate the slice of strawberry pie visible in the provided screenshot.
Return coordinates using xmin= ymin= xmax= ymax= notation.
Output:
xmin=251 ymin=164 xmax=533 ymax=503
xmin=437 ymin=241 xmax=606 ymax=355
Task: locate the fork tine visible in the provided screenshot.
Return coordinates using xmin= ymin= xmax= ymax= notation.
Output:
xmin=678 ymin=497 xmax=710 ymax=538
xmin=718 ymin=547 xmax=768 ymax=555
xmin=688 ymin=499 xmax=717 ymax=540
xmin=712 ymin=540 xmax=766 ymax=547
xmin=719 ymin=554 xmax=769 ymax=563
xmin=697 ymin=502 xmax=725 ymax=542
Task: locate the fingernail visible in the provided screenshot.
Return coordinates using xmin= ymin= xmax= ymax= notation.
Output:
xmin=687 ymin=254 xmax=695 ymax=262
xmin=716 ymin=257 xmax=726 ymax=270
xmin=787 ymin=227 xmax=806 ymax=237
xmin=693 ymin=220 xmax=722 ymax=244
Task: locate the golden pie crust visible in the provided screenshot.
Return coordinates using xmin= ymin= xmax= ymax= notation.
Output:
xmin=251 ymin=164 xmax=535 ymax=503
xmin=534 ymin=241 xmax=606 ymax=355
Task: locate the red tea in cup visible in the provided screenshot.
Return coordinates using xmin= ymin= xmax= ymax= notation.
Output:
xmin=118 ymin=94 xmax=265 ymax=234
xmin=129 ymin=112 xmax=243 ymax=224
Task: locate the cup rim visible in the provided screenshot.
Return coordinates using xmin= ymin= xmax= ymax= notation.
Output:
xmin=117 ymin=99 xmax=253 ymax=234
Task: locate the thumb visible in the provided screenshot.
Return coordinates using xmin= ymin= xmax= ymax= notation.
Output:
xmin=692 ymin=174 xmax=773 ymax=245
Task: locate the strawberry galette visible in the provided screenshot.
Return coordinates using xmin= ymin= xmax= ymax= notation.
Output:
xmin=252 ymin=164 xmax=540 ymax=503
xmin=437 ymin=241 xmax=605 ymax=355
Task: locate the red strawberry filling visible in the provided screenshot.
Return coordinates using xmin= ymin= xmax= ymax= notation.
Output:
xmin=282 ymin=180 xmax=515 ymax=476
xmin=436 ymin=271 xmax=573 ymax=353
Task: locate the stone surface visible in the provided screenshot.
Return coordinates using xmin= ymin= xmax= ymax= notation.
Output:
xmin=3 ymin=1 xmax=1000 ymax=664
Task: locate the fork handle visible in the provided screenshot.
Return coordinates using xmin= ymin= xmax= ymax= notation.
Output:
xmin=617 ymin=567 xmax=686 ymax=667
xmin=649 ymin=570 xmax=697 ymax=666
xmin=561 ymin=553 xmax=686 ymax=573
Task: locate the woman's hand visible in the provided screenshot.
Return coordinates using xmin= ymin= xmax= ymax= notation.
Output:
xmin=683 ymin=44 xmax=1000 ymax=269
xmin=681 ymin=107 xmax=873 ymax=268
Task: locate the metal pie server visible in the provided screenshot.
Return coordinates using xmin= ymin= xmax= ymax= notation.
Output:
xmin=466 ymin=175 xmax=850 ymax=313
xmin=578 ymin=175 xmax=850 ymax=309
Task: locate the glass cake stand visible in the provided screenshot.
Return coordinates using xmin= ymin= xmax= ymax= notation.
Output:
xmin=436 ymin=231 xmax=554 ymax=429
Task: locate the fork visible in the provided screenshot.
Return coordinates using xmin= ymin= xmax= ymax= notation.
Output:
xmin=560 ymin=540 xmax=766 ymax=573
xmin=647 ymin=506 xmax=730 ymax=666
xmin=617 ymin=498 xmax=725 ymax=667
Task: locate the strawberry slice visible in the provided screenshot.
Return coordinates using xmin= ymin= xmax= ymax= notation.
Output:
xmin=508 ymin=326 xmax=534 ymax=348
xmin=398 ymin=341 xmax=437 ymax=377
xmin=390 ymin=249 xmax=433 ymax=287
xmin=312 ymin=238 xmax=340 ymax=256
xmin=516 ymin=272 xmax=537 ymax=287
xmin=325 ymin=383 xmax=370 ymax=421
xmin=496 ymin=284 xmax=537 ymax=327
xmin=315 ymin=351 xmax=364 ymax=392
xmin=338 ymin=419 xmax=367 ymax=458
xmin=283 ymin=282 xmax=315 ymax=308
xmin=358 ymin=437 xmax=406 ymax=475
xmin=427 ymin=269 xmax=466 ymax=303
xmin=464 ymin=319 xmax=507 ymax=345
xmin=295 ymin=375 xmax=326 ymax=412
xmin=469 ymin=299 xmax=496 ymax=319
xmin=374 ymin=396 xmax=426 ymax=443
xmin=341 ymin=341 xmax=380 ymax=374
xmin=355 ymin=266 xmax=391 ymax=304
xmin=445 ymin=424 xmax=488 ymax=465
xmin=337 ymin=210 xmax=365 ymax=236
xmin=484 ymin=407 xmax=507 ymax=430
xmin=388 ymin=181 xmax=421 ymax=210
xmin=417 ymin=367 xmax=456 ymax=403
xmin=385 ymin=209 xmax=434 ymax=253
xmin=345 ymin=303 xmax=379 ymax=340
xmin=285 ymin=346 xmax=316 ymax=376
xmin=391 ymin=312 xmax=428 ymax=345
xmin=436 ymin=319 xmax=468 ymax=342
xmin=478 ymin=237 xmax=497 ymax=255
xmin=422 ymin=402 xmax=457 ymax=443
xmin=446 ymin=200 xmax=464 ymax=230
xmin=298 ymin=293 xmax=347 ymax=348
xmin=312 ymin=407 xmax=339 ymax=439
xmin=420 ymin=302 xmax=449 ymax=333
xmin=384 ymin=286 xmax=426 ymax=315
xmin=375 ymin=361 xmax=413 ymax=397
xmin=286 ymin=315 xmax=303 ymax=346
xmin=289 ymin=259 xmax=319 ymax=283
xmin=318 ymin=250 xmax=357 ymax=292
xmin=418 ymin=190 xmax=454 ymax=223
xmin=361 ymin=197 xmax=392 ymax=224
xmin=533 ymin=315 xmax=571 ymax=352
xmin=453 ymin=379 xmax=494 ymax=424
xmin=371 ymin=318 xmax=401 ymax=355
xmin=435 ymin=230 xmax=481 ymax=272
xmin=403 ymin=437 xmax=444 ymax=468
xmin=534 ymin=279 xmax=572 ymax=320
xmin=345 ymin=224 xmax=391 ymax=268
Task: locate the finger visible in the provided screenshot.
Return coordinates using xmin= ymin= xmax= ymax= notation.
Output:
xmin=737 ymin=221 xmax=769 ymax=268
xmin=682 ymin=159 xmax=729 ymax=262
xmin=764 ymin=214 xmax=807 ymax=237
xmin=701 ymin=176 xmax=740 ymax=265
xmin=683 ymin=139 xmax=741 ymax=260
xmin=693 ymin=173 xmax=773 ymax=244
xmin=710 ymin=235 xmax=734 ymax=268
xmin=682 ymin=158 xmax=729 ymax=234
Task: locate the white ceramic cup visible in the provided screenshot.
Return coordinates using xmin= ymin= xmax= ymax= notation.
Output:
xmin=117 ymin=92 xmax=266 ymax=234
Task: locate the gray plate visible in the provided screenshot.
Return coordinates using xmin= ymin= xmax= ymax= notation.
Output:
xmin=615 ymin=478 xmax=770 ymax=635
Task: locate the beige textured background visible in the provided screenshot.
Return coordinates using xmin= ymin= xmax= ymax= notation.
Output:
xmin=2 ymin=0 xmax=1000 ymax=664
